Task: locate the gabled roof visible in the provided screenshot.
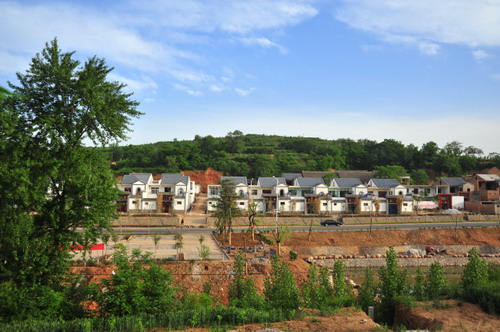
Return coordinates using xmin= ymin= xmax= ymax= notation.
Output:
xmin=440 ymin=177 xmax=468 ymax=187
xmin=257 ymin=177 xmax=286 ymax=186
xmin=221 ymin=176 xmax=248 ymax=185
xmin=332 ymin=178 xmax=364 ymax=188
xmin=369 ymin=178 xmax=401 ymax=188
xmin=161 ymin=173 xmax=189 ymax=185
xmin=282 ymin=173 xmax=302 ymax=183
xmin=121 ymin=173 xmax=151 ymax=185
xmin=336 ymin=170 xmax=375 ymax=183
xmin=475 ymin=174 xmax=500 ymax=181
xmin=295 ymin=177 xmax=325 ymax=187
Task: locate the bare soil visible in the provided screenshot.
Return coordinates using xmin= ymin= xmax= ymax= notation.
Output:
xmin=395 ymin=300 xmax=500 ymax=332
xmin=74 ymin=228 xmax=500 ymax=331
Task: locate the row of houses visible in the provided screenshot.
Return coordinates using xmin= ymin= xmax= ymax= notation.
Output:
xmin=116 ymin=173 xmax=198 ymax=213
xmin=116 ymin=171 xmax=500 ymax=215
xmin=206 ymin=173 xmax=500 ymax=215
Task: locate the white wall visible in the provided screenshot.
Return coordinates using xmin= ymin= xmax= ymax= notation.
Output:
xmin=452 ymin=196 xmax=465 ymax=210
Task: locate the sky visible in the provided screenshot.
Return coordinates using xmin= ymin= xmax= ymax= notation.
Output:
xmin=1 ymin=0 xmax=500 ymax=154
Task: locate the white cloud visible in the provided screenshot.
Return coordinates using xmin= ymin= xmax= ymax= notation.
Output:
xmin=108 ymin=73 xmax=158 ymax=93
xmin=239 ymin=37 xmax=288 ymax=54
xmin=472 ymin=49 xmax=490 ymax=62
xmin=173 ymin=84 xmax=203 ymax=96
xmin=0 ymin=0 xmax=316 ymax=95
xmin=418 ymin=42 xmax=440 ymax=56
xmin=235 ymin=87 xmax=256 ymax=97
xmin=335 ymin=0 xmax=500 ymax=54
xmin=209 ymin=84 xmax=226 ymax=93
xmin=492 ymin=73 xmax=500 ymax=81
xmin=125 ymin=0 xmax=318 ymax=33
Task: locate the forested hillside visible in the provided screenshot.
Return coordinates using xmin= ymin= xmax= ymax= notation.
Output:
xmin=105 ymin=130 xmax=500 ymax=182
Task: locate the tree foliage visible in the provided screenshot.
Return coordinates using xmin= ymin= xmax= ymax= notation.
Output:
xmin=264 ymin=255 xmax=301 ymax=310
xmin=213 ymin=179 xmax=241 ymax=244
xmin=0 ymin=39 xmax=141 ymax=320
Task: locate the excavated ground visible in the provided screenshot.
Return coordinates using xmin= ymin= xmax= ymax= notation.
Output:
xmin=73 ymin=228 xmax=500 ymax=331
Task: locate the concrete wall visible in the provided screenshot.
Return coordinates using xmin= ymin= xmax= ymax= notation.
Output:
xmin=113 ymin=215 xmax=179 ymax=227
xmin=342 ymin=215 xmax=466 ymax=224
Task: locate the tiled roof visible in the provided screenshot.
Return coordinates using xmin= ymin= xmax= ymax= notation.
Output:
xmin=282 ymin=173 xmax=302 ymax=182
xmin=332 ymin=178 xmax=363 ymax=188
xmin=296 ymin=177 xmax=325 ymax=187
xmin=475 ymin=174 xmax=500 ymax=181
xmin=370 ymin=178 xmax=401 ymax=188
xmin=440 ymin=177 xmax=468 ymax=187
xmin=221 ymin=176 xmax=248 ymax=185
xmin=257 ymin=177 xmax=286 ymax=186
xmin=121 ymin=173 xmax=151 ymax=184
xmin=161 ymin=173 xmax=189 ymax=185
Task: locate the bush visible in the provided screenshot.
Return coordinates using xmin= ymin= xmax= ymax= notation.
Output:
xmin=289 ymin=250 xmax=298 ymax=260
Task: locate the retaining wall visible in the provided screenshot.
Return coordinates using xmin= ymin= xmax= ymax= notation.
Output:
xmin=113 ymin=215 xmax=179 ymax=227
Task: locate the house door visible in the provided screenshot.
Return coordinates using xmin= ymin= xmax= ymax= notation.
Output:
xmin=163 ymin=201 xmax=171 ymax=213
xmin=388 ymin=204 xmax=398 ymax=215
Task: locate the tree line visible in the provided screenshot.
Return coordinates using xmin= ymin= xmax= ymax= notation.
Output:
xmin=107 ymin=131 xmax=500 ymax=182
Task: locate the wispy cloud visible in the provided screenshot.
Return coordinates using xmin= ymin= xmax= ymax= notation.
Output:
xmin=335 ymin=0 xmax=500 ymax=54
xmin=472 ymin=49 xmax=490 ymax=62
xmin=238 ymin=37 xmax=288 ymax=54
xmin=173 ymin=84 xmax=203 ymax=96
xmin=0 ymin=0 xmax=317 ymax=95
xmin=235 ymin=87 xmax=256 ymax=97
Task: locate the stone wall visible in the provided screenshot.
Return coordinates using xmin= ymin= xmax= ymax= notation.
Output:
xmin=113 ymin=215 xmax=179 ymax=227
xmin=341 ymin=215 xmax=466 ymax=224
xmin=467 ymin=214 xmax=500 ymax=222
xmin=206 ymin=216 xmax=326 ymax=227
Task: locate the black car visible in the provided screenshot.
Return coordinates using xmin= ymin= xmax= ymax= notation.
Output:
xmin=320 ymin=219 xmax=343 ymax=226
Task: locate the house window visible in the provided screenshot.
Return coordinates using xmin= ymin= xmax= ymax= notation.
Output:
xmin=363 ymin=203 xmax=368 ymax=207
xmin=132 ymin=200 xmax=136 ymax=204
xmin=280 ymin=202 xmax=285 ymax=206
xmin=209 ymin=202 xmax=212 ymax=205
xmin=210 ymin=187 xmax=219 ymax=196
xmin=398 ymin=191 xmax=403 ymax=196
xmin=151 ymin=187 xmax=159 ymax=194
xmin=239 ymin=190 xmax=244 ymax=196
xmin=176 ymin=201 xmax=182 ymax=205
xmin=252 ymin=190 xmax=258 ymax=195
xmin=323 ymin=203 xmax=327 ymax=206
xmin=334 ymin=203 xmax=337 ymax=206
xmin=165 ymin=187 xmax=172 ymax=193
xmin=403 ymin=203 xmax=408 ymax=206
xmin=124 ymin=187 xmax=131 ymax=192
xmin=239 ymin=202 xmax=244 ymax=206
xmin=263 ymin=190 xmax=272 ymax=195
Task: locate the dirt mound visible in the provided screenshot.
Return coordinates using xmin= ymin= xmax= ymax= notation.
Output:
xmin=234 ymin=307 xmax=379 ymax=332
xmin=248 ymin=228 xmax=500 ymax=250
xmin=183 ymin=169 xmax=222 ymax=193
xmin=394 ymin=300 xmax=500 ymax=331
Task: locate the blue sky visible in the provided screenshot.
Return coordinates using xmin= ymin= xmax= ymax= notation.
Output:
xmin=1 ymin=0 xmax=500 ymax=154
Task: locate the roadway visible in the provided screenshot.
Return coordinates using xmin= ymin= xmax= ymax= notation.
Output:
xmin=111 ymin=221 xmax=499 ymax=234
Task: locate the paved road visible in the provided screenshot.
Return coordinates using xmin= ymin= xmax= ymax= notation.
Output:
xmin=111 ymin=221 xmax=499 ymax=234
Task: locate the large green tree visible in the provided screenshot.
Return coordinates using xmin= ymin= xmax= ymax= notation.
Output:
xmin=0 ymin=39 xmax=141 ymax=292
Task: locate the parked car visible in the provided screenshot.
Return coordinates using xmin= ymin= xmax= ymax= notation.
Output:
xmin=320 ymin=219 xmax=343 ymax=226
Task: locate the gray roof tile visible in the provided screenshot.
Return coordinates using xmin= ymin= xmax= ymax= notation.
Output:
xmin=161 ymin=173 xmax=189 ymax=185
xmin=440 ymin=177 xmax=467 ymax=187
xmin=257 ymin=177 xmax=286 ymax=186
xmin=121 ymin=173 xmax=151 ymax=184
xmin=370 ymin=178 xmax=401 ymax=188
xmin=332 ymin=178 xmax=363 ymax=188
xmin=221 ymin=176 xmax=248 ymax=185
xmin=296 ymin=177 xmax=325 ymax=187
